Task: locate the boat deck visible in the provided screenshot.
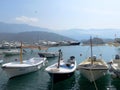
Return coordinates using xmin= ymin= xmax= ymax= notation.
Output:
xmin=2 ymin=57 xmax=46 ymax=67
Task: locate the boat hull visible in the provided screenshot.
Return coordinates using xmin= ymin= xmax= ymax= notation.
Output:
xmin=2 ymin=60 xmax=46 ymax=78
xmin=2 ymin=64 xmax=43 ymax=78
xmin=38 ymin=52 xmax=58 ymax=58
xmin=3 ymin=49 xmax=23 ymax=56
xmin=4 ymin=52 xmax=21 ymax=56
xmin=110 ymin=64 xmax=120 ymax=78
xmin=48 ymin=72 xmax=74 ymax=83
xmin=46 ymin=59 xmax=77 ymax=83
xmin=69 ymin=42 xmax=80 ymax=45
xmin=80 ymin=68 xmax=108 ymax=82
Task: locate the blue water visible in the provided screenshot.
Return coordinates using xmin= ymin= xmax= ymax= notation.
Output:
xmin=0 ymin=45 xmax=120 ymax=90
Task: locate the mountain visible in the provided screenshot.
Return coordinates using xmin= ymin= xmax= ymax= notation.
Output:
xmin=0 ymin=22 xmax=120 ymax=41
xmin=0 ymin=22 xmax=51 ymax=33
xmin=0 ymin=22 xmax=74 ymax=42
xmin=55 ymin=29 xmax=120 ymax=40
xmin=0 ymin=31 xmax=73 ymax=43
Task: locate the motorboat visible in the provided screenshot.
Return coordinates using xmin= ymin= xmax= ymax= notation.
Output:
xmin=3 ymin=49 xmax=24 ymax=56
xmin=45 ymin=49 xmax=77 ymax=83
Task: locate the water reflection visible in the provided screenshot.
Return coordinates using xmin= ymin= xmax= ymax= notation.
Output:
xmin=48 ymin=74 xmax=76 ymax=90
xmin=111 ymin=78 xmax=120 ymax=90
xmin=78 ymin=74 xmax=110 ymax=90
xmin=3 ymin=68 xmax=49 ymax=90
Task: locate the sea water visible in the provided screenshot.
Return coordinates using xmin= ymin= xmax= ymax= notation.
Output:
xmin=0 ymin=45 xmax=120 ymax=90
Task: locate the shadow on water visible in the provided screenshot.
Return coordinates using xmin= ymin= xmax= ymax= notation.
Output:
xmin=78 ymin=74 xmax=110 ymax=90
xmin=47 ymin=74 xmax=76 ymax=90
xmin=111 ymin=78 xmax=120 ymax=90
xmin=3 ymin=68 xmax=49 ymax=90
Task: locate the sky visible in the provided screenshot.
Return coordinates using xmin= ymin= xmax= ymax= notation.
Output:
xmin=1 ymin=0 xmax=120 ymax=30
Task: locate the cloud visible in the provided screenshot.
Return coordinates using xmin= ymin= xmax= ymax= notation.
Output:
xmin=15 ymin=16 xmax=39 ymax=23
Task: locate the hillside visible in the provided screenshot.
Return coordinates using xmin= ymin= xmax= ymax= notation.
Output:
xmin=0 ymin=22 xmax=51 ymax=33
xmin=0 ymin=22 xmax=119 ymax=41
xmin=82 ymin=37 xmax=105 ymax=44
xmin=56 ymin=29 xmax=119 ymax=40
xmin=0 ymin=22 xmax=74 ymax=42
xmin=0 ymin=31 xmax=73 ymax=43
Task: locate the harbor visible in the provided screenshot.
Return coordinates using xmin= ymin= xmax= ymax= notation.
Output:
xmin=1 ymin=0 xmax=120 ymax=90
xmin=0 ymin=45 xmax=119 ymax=90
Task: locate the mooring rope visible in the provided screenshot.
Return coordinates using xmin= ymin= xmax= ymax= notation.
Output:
xmin=90 ymin=67 xmax=98 ymax=90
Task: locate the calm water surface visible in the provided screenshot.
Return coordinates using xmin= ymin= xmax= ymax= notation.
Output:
xmin=0 ymin=45 xmax=120 ymax=90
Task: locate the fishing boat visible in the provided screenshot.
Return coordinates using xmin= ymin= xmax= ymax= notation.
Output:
xmin=38 ymin=51 xmax=59 ymax=58
xmin=3 ymin=49 xmax=24 ymax=56
xmin=38 ymin=46 xmax=59 ymax=58
xmin=109 ymin=54 xmax=120 ymax=78
xmin=1 ymin=42 xmax=47 ymax=78
xmin=45 ymin=49 xmax=77 ymax=83
xmin=77 ymin=37 xmax=108 ymax=82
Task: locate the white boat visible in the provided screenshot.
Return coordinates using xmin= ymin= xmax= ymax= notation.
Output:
xmin=38 ymin=51 xmax=59 ymax=58
xmin=0 ymin=41 xmax=17 ymax=49
xmin=2 ymin=57 xmax=47 ymax=78
xmin=45 ymin=49 xmax=77 ymax=83
xmin=77 ymin=57 xmax=108 ymax=82
xmin=3 ymin=49 xmax=23 ymax=56
xmin=109 ymin=54 xmax=120 ymax=78
xmin=77 ymin=37 xmax=108 ymax=82
xmin=1 ymin=42 xmax=47 ymax=78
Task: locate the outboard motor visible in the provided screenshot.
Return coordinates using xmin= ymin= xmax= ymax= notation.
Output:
xmin=115 ymin=54 xmax=119 ymax=60
xmin=66 ymin=56 xmax=75 ymax=67
xmin=70 ymin=56 xmax=75 ymax=60
xmin=70 ymin=56 xmax=75 ymax=64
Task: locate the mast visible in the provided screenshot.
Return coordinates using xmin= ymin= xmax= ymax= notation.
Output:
xmin=20 ymin=42 xmax=23 ymax=64
xmin=90 ymin=36 xmax=93 ymax=64
xmin=57 ymin=49 xmax=62 ymax=68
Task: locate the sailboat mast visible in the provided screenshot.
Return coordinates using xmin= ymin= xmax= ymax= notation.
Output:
xmin=57 ymin=49 xmax=62 ymax=68
xmin=90 ymin=36 xmax=93 ymax=64
xmin=20 ymin=42 xmax=23 ymax=64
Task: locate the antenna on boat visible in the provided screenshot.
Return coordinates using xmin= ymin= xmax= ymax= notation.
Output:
xmin=90 ymin=36 xmax=93 ymax=64
xmin=20 ymin=41 xmax=23 ymax=64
